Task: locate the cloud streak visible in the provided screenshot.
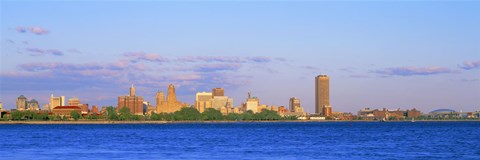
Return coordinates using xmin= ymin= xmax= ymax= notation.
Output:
xmin=373 ymin=66 xmax=454 ymax=76
xmin=16 ymin=26 xmax=49 ymax=35
xmin=176 ymin=56 xmax=273 ymax=63
xmin=25 ymin=48 xmax=64 ymax=56
xmin=123 ymin=52 xmax=169 ymax=63
xmin=458 ymin=61 xmax=480 ymax=70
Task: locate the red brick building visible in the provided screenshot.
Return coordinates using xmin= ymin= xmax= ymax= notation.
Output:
xmin=52 ymin=106 xmax=82 ymax=117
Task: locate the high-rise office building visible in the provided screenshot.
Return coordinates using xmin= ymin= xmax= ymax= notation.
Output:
xmin=118 ymin=84 xmax=144 ymax=115
xmin=195 ymin=92 xmax=212 ymax=113
xmin=27 ymin=99 xmax=39 ymax=111
xmin=68 ymin=97 xmax=81 ymax=106
xmin=16 ymin=95 xmax=27 ymax=111
xmin=212 ymin=88 xmax=224 ymax=97
xmin=315 ymin=75 xmax=331 ymax=116
xmin=50 ymin=94 xmax=65 ymax=110
xmin=289 ymin=97 xmax=302 ymax=112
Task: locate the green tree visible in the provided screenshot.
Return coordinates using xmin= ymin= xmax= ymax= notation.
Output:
xmin=226 ymin=113 xmax=241 ymax=121
xmin=71 ymin=111 xmax=81 ymax=121
xmin=118 ymin=107 xmax=132 ymax=121
xmin=242 ymin=110 xmax=254 ymax=121
xmin=106 ymin=106 xmax=118 ymax=121
xmin=173 ymin=107 xmax=201 ymax=121
xmin=201 ymin=108 xmax=224 ymax=120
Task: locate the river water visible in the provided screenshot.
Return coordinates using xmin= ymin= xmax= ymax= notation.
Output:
xmin=1 ymin=122 xmax=479 ymax=159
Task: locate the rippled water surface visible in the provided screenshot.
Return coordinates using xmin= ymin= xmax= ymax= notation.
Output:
xmin=1 ymin=122 xmax=479 ymax=159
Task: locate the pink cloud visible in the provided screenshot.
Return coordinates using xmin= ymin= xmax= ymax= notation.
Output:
xmin=16 ymin=26 xmax=49 ymax=35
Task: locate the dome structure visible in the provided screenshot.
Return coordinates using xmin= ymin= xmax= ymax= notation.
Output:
xmin=430 ymin=109 xmax=456 ymax=114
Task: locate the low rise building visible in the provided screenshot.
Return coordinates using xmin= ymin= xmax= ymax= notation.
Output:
xmin=52 ymin=106 xmax=82 ymax=117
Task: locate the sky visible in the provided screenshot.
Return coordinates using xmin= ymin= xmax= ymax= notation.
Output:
xmin=1 ymin=1 xmax=479 ymax=113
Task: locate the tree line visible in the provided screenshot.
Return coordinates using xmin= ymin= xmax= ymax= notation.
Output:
xmin=1 ymin=107 xmax=298 ymax=121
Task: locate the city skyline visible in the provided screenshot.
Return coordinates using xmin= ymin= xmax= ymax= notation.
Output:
xmin=1 ymin=1 xmax=479 ymax=113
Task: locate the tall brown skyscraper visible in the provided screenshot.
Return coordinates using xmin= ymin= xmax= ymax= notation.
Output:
xmin=167 ymin=84 xmax=176 ymax=102
xmin=156 ymin=84 xmax=184 ymax=113
xmin=118 ymin=84 xmax=144 ymax=115
xmin=212 ymin=88 xmax=224 ymax=97
xmin=155 ymin=91 xmax=165 ymax=107
xmin=315 ymin=75 xmax=331 ymax=116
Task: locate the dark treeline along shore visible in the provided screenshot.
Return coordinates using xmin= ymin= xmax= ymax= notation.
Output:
xmin=2 ymin=107 xmax=298 ymax=122
xmin=2 ymin=107 xmax=479 ymax=123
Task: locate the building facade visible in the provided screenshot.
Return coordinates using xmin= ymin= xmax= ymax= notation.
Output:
xmin=118 ymin=84 xmax=144 ymax=115
xmin=27 ymin=99 xmax=39 ymax=111
xmin=68 ymin=97 xmax=81 ymax=106
xmin=315 ymin=75 xmax=331 ymax=116
xmin=16 ymin=95 xmax=28 ymax=111
xmin=156 ymin=84 xmax=185 ymax=113
xmin=50 ymin=94 xmax=65 ymax=111
xmin=195 ymin=92 xmax=212 ymax=113
xmin=52 ymin=106 xmax=82 ymax=117
xmin=212 ymin=88 xmax=225 ymax=97
xmin=289 ymin=97 xmax=302 ymax=112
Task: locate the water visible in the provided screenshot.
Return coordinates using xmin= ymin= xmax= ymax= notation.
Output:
xmin=1 ymin=122 xmax=479 ymax=159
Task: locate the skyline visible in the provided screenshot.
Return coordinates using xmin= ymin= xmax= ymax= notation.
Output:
xmin=1 ymin=1 xmax=480 ymax=113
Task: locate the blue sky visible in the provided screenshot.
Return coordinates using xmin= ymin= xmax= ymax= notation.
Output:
xmin=1 ymin=1 xmax=479 ymax=113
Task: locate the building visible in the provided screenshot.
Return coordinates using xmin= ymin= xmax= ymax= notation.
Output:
xmin=407 ymin=108 xmax=421 ymax=118
xmin=315 ymin=75 xmax=331 ymax=116
xmin=212 ymin=96 xmax=233 ymax=114
xmin=243 ymin=92 xmax=260 ymax=113
xmin=118 ymin=84 xmax=144 ymax=115
xmin=68 ymin=97 xmax=81 ymax=106
xmin=79 ymin=104 xmax=89 ymax=114
xmin=428 ymin=109 xmax=458 ymax=118
xmin=212 ymin=88 xmax=224 ymax=97
xmin=195 ymin=92 xmax=212 ymax=113
xmin=50 ymin=94 xmax=65 ymax=110
xmin=91 ymin=105 xmax=99 ymax=114
xmin=156 ymin=84 xmax=185 ymax=113
xmin=289 ymin=97 xmax=303 ymax=113
xmin=155 ymin=91 xmax=165 ymax=109
xmin=16 ymin=95 xmax=28 ymax=111
xmin=0 ymin=102 xmax=3 ymax=111
xmin=27 ymin=99 xmax=40 ymax=111
xmin=52 ymin=106 xmax=82 ymax=117
xmin=357 ymin=107 xmax=421 ymax=120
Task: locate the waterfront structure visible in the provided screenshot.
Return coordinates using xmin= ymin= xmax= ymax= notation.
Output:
xmin=0 ymin=102 xmax=3 ymax=111
xmin=357 ymin=108 xmax=421 ymax=120
xmin=428 ymin=109 xmax=458 ymax=118
xmin=118 ymin=84 xmax=144 ymax=115
xmin=16 ymin=95 xmax=28 ymax=111
xmin=27 ymin=99 xmax=39 ymax=111
xmin=68 ymin=97 xmax=81 ymax=106
xmin=195 ymin=92 xmax=212 ymax=113
xmin=212 ymin=88 xmax=224 ymax=97
xmin=50 ymin=94 xmax=65 ymax=110
xmin=52 ymin=106 xmax=82 ymax=117
xmin=315 ymin=75 xmax=331 ymax=116
xmin=156 ymin=84 xmax=185 ymax=113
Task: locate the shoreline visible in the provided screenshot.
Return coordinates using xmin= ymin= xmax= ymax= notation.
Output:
xmin=0 ymin=119 xmax=479 ymax=124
